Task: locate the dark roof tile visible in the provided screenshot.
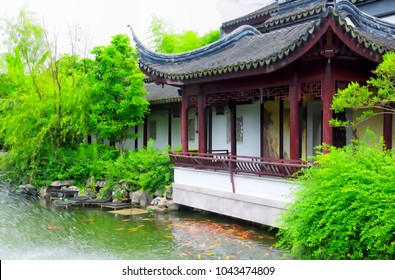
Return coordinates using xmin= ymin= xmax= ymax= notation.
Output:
xmin=145 ymin=83 xmax=181 ymax=104
xmin=135 ymin=1 xmax=395 ymax=83
xmin=221 ymin=2 xmax=278 ymax=29
xmin=138 ymin=20 xmax=318 ymax=81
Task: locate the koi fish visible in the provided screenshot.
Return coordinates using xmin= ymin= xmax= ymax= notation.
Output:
xmin=116 ymin=228 xmax=125 ymax=231
xmin=207 ymin=243 xmax=221 ymax=249
xmin=47 ymin=225 xmax=64 ymax=230
xmin=81 ymin=218 xmax=95 ymax=222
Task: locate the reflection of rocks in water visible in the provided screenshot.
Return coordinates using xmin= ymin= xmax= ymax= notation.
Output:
xmin=17 ymin=184 xmax=39 ymax=197
xmin=0 ymin=182 xmax=287 ymax=260
xmin=0 ymin=185 xmax=8 ymax=204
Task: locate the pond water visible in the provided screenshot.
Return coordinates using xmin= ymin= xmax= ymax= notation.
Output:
xmin=0 ymin=183 xmax=289 ymax=260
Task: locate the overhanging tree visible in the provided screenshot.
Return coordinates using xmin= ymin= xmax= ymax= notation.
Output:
xmin=331 ymin=52 xmax=395 ymax=127
xmin=90 ymin=34 xmax=149 ymax=156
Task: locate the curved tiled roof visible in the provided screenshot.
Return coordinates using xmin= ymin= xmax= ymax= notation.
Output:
xmin=137 ymin=20 xmax=319 ymax=82
xmin=145 ymin=82 xmax=181 ymax=104
xmin=134 ymin=25 xmax=260 ymax=64
xmin=264 ymin=1 xmax=325 ymax=30
xmin=134 ymin=1 xmax=395 ymax=84
xmin=336 ymin=0 xmax=395 ymax=38
xmin=221 ymin=2 xmax=278 ymax=29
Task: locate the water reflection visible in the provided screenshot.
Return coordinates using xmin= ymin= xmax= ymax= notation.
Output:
xmin=0 ymin=183 xmax=288 ymax=260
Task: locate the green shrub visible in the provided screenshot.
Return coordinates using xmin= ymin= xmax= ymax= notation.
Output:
xmin=277 ymin=134 xmax=395 ymax=259
xmin=28 ymin=143 xmax=118 ymax=188
xmin=100 ymin=139 xmax=173 ymax=197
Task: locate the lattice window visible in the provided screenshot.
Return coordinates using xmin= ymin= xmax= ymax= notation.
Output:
xmin=261 ymin=85 xmax=289 ymax=100
xmin=205 ymin=86 xmax=289 ymax=106
xmin=301 ymin=81 xmax=321 ymax=97
xmin=187 ymin=96 xmax=198 ymax=107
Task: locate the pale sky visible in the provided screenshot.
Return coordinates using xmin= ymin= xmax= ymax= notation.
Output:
xmin=0 ymin=0 xmax=273 ymax=55
xmin=0 ymin=0 xmax=223 ymax=55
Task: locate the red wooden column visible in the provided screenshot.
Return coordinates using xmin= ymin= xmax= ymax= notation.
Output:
xmin=230 ymin=100 xmax=237 ymax=156
xmin=181 ymin=89 xmax=189 ymax=154
xmin=197 ymin=88 xmax=207 ymax=153
xmin=322 ymin=59 xmax=334 ymax=146
xmin=289 ymin=73 xmax=300 ymax=160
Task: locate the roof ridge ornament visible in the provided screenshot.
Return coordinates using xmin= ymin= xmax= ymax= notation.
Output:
xmin=129 ymin=25 xmax=261 ymax=64
xmin=325 ymin=0 xmax=335 ymax=8
xmin=276 ymin=0 xmax=325 ymax=15
xmin=335 ymin=0 xmax=395 ymax=38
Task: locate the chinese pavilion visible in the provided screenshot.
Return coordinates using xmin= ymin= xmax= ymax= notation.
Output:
xmin=136 ymin=0 xmax=395 ymax=161
xmin=132 ymin=0 xmax=395 ymax=226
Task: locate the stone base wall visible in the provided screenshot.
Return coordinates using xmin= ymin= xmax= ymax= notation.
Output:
xmin=172 ymin=167 xmax=296 ymax=227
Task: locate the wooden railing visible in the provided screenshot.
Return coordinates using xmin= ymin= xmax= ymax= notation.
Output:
xmin=169 ymin=152 xmax=309 ymax=179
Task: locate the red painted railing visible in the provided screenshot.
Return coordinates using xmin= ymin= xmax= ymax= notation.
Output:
xmin=169 ymin=152 xmax=309 ymax=179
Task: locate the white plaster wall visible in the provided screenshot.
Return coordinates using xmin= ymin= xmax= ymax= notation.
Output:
xmin=188 ymin=110 xmax=198 ymax=150
xmin=211 ymin=103 xmax=260 ymax=156
xmin=148 ymin=111 xmax=169 ymax=150
xmin=211 ymin=113 xmax=230 ymax=152
xmin=171 ymin=117 xmax=182 ymax=150
xmin=136 ymin=124 xmax=144 ymax=149
xmin=237 ymin=102 xmax=261 ymax=157
xmin=283 ymin=100 xmax=290 ymax=159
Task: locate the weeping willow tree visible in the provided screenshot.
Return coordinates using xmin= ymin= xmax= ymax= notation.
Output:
xmin=0 ymin=10 xmax=92 ymax=183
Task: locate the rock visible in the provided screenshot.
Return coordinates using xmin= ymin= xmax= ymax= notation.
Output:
xmin=18 ymin=184 xmax=38 ymax=196
xmin=62 ymin=180 xmax=74 ymax=186
xmin=151 ymin=196 xmax=161 ymax=206
xmin=164 ymin=188 xmax=173 ymax=199
xmin=139 ymin=192 xmax=153 ymax=208
xmin=166 ymin=200 xmax=179 ymax=211
xmin=95 ymin=181 xmax=106 ymax=188
xmin=157 ymin=197 xmax=167 ymax=208
xmin=39 ymin=186 xmax=48 ymax=198
xmin=155 ymin=189 xmax=162 ymax=197
xmin=130 ymin=190 xmax=143 ymax=204
xmin=146 ymin=205 xmax=166 ymax=212
xmin=50 ymin=180 xmax=74 ymax=187
xmin=18 ymin=183 xmax=35 ymax=189
xmin=50 ymin=181 xmax=61 ymax=187
xmin=68 ymin=186 xmax=79 ymax=191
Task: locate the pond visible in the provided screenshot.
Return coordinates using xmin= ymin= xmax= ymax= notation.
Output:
xmin=0 ymin=182 xmax=289 ymax=260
